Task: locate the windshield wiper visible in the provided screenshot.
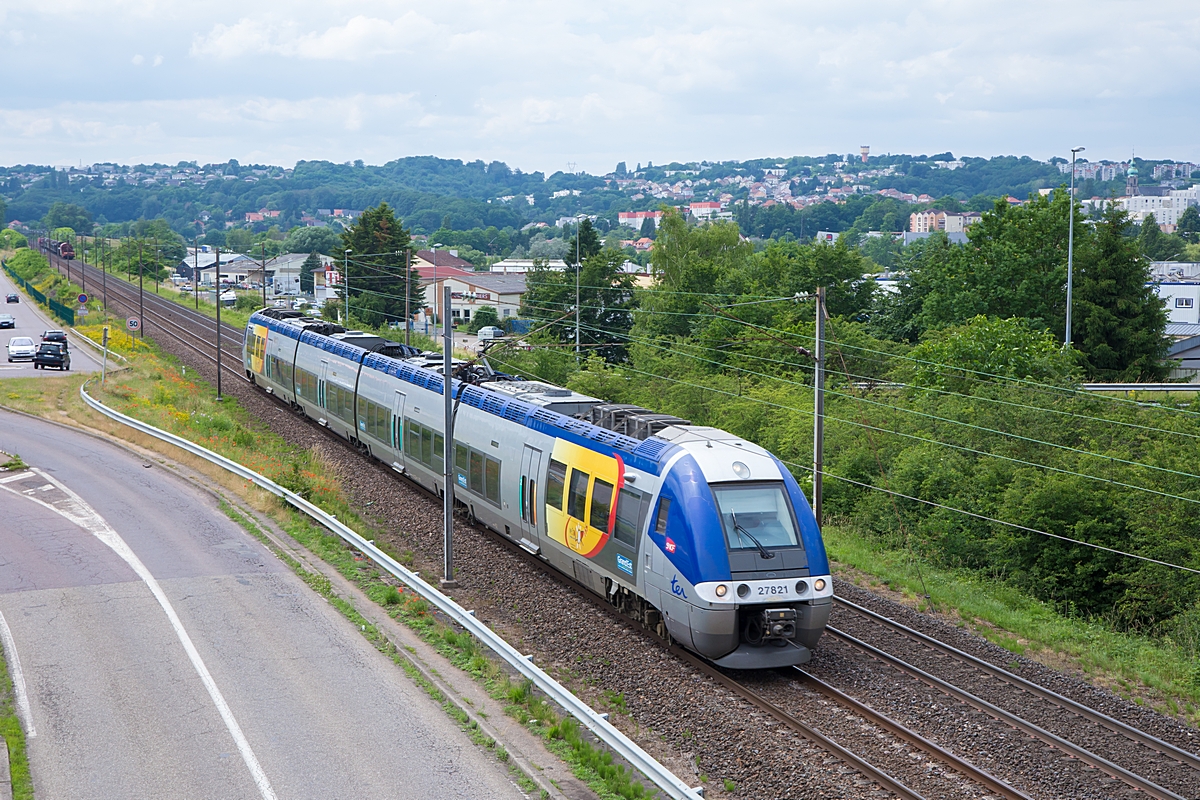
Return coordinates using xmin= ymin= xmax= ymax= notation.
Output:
xmin=731 ymin=511 xmax=774 ymax=560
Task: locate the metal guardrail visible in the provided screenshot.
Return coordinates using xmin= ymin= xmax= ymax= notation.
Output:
xmin=1 ymin=260 xmax=75 ymax=326
xmin=78 ymin=381 xmax=703 ymax=800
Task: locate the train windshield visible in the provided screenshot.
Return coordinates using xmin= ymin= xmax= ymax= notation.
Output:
xmin=711 ymin=482 xmax=800 ymax=551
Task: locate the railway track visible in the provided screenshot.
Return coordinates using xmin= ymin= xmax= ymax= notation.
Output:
xmin=52 ymin=259 xmax=1200 ymax=799
xmin=45 ymin=252 xmax=249 ymax=380
xmin=826 ymin=596 xmax=1200 ymax=800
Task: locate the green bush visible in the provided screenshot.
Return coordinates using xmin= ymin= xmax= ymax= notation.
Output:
xmin=0 ymin=229 xmax=28 ymax=249
xmin=6 ymin=249 xmax=50 ymax=281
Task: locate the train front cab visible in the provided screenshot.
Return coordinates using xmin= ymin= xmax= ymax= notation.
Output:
xmin=647 ymin=441 xmax=833 ymax=669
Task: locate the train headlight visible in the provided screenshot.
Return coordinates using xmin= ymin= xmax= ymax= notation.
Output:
xmin=715 ymin=584 xmax=728 ymax=598
xmin=736 ymin=583 xmax=750 ymax=598
xmin=795 ymin=580 xmax=808 ymax=594
xmin=814 ymin=578 xmax=827 ymax=592
xmin=732 ymin=461 xmax=751 ymax=479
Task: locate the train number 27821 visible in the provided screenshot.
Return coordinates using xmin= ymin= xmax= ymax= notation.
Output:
xmin=756 ymin=584 xmax=790 ymax=597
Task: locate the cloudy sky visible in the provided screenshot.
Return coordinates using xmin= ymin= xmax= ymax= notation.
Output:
xmin=3 ymin=1 xmax=1198 ymax=174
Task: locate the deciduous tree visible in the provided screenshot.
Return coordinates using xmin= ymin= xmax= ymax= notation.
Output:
xmin=42 ymin=202 xmax=93 ymax=234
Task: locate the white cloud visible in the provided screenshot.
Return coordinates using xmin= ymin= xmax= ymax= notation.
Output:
xmin=190 ymin=12 xmax=440 ymax=60
xmin=2 ymin=1 xmax=1200 ymax=170
xmin=131 ymin=54 xmax=143 ymax=65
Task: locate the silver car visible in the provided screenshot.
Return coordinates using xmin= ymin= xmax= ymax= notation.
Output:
xmin=7 ymin=336 xmax=36 ymax=361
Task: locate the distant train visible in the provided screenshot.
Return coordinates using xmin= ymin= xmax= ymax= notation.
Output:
xmin=244 ymin=309 xmax=834 ymax=668
xmin=38 ymin=238 xmax=75 ymax=260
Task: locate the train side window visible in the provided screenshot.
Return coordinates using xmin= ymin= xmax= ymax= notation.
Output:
xmin=455 ymin=443 xmax=469 ymax=487
xmin=485 ymin=457 xmax=501 ymax=505
xmin=520 ymin=476 xmax=527 ymax=521
xmin=614 ymin=488 xmax=645 ymax=546
xmin=529 ymin=481 xmax=536 ymax=525
xmin=567 ymin=469 xmax=590 ymax=519
xmin=421 ymin=427 xmax=433 ymax=466
xmin=405 ymin=419 xmax=419 ymax=457
xmin=654 ymin=497 xmax=671 ymax=535
xmin=373 ymin=403 xmax=386 ymax=441
xmin=590 ymin=478 xmax=613 ymax=531
xmin=433 ymin=433 xmax=445 ymax=474
xmin=546 ymin=460 xmax=567 ymax=510
xmin=469 ymin=450 xmax=484 ymax=493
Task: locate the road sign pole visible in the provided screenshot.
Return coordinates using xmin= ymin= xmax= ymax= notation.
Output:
xmin=101 ymin=326 xmax=110 ymax=384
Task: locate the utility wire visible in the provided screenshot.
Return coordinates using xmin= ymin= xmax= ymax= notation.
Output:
xmin=483 ymin=350 xmax=1200 ymax=577
xmin=493 ymin=335 xmax=1200 ymax=509
xmin=512 ymin=303 xmax=1200 ymax=484
xmin=778 ymin=459 xmax=1200 ymax=577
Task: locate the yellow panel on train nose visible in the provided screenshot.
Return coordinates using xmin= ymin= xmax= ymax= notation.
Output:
xmin=544 ymin=438 xmax=625 ymax=558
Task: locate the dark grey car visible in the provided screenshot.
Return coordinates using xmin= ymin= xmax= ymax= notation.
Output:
xmin=33 ymin=342 xmax=70 ymax=370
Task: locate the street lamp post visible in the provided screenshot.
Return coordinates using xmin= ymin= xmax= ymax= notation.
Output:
xmin=343 ymin=249 xmax=352 ymax=325
xmin=404 ymin=248 xmax=412 ymax=347
xmin=429 ymin=243 xmax=443 ymax=333
xmin=575 ymin=225 xmax=581 ymax=363
xmin=1066 ymin=146 xmax=1085 ymax=346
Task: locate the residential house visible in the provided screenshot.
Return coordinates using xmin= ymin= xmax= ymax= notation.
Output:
xmin=411 ymin=249 xmax=475 ymax=272
xmin=421 ymin=271 xmax=527 ymax=327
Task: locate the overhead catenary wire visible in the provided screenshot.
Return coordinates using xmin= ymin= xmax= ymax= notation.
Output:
xmin=779 ymin=459 xmax=1200 ymax=577
xmin=265 ymin=270 xmax=1200 ymax=441
xmin=517 ymin=290 xmax=1200 ymax=433
xmin=510 ymin=302 xmax=1200 ymax=486
xmin=483 ymin=350 xmax=1200 ymax=577
xmin=487 ymin=335 xmax=1200 ymax=512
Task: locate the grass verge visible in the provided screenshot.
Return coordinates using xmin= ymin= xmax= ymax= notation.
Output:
xmin=0 ymin=615 xmax=33 ymax=800
xmin=825 ymin=525 xmax=1200 ymax=725
xmin=0 ymin=340 xmax=654 ymax=799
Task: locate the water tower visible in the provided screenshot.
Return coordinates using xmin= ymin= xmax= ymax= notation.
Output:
xmin=860 ymin=146 xmax=870 ymax=163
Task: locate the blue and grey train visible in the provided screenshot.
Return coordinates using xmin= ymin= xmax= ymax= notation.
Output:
xmin=244 ymin=309 xmax=833 ymax=668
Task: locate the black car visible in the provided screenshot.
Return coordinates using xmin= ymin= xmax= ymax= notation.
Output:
xmin=41 ymin=330 xmax=68 ymax=345
xmin=5 ymin=294 xmax=17 ymax=303
xmin=33 ymin=342 xmax=70 ymax=370
xmin=0 ymin=314 xmax=13 ymax=329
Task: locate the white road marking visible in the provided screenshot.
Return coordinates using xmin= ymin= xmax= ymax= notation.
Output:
xmin=0 ymin=471 xmax=34 ymax=484
xmin=0 ymin=468 xmax=278 ymax=800
xmin=0 ymin=610 xmax=36 ymax=738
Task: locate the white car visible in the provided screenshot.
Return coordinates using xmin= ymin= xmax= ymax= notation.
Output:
xmin=7 ymin=336 xmax=36 ymax=362
xmin=476 ymin=326 xmax=506 ymax=341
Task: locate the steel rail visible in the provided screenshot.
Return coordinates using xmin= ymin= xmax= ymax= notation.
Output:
xmin=78 ymin=381 xmax=704 ymax=800
xmin=793 ymin=667 xmax=1033 ymax=800
xmin=827 ymin=627 xmax=1187 ymax=800
xmin=835 ymin=597 xmax=1200 ymax=773
xmin=47 ymin=250 xmax=246 ymax=344
xmin=667 ymin=647 xmax=928 ymax=800
xmin=50 ymin=254 xmax=250 ymax=380
xmin=67 ymin=255 xmax=247 ymax=345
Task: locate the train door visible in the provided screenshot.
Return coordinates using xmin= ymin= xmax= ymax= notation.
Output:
xmin=391 ymin=391 xmax=407 ymax=470
xmin=318 ymin=360 xmax=328 ymax=410
xmin=518 ymin=445 xmax=543 ymax=554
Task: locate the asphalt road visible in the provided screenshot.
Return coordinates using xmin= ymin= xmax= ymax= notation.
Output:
xmin=0 ymin=269 xmax=103 ymax=376
xmin=0 ymin=411 xmax=524 ymax=800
